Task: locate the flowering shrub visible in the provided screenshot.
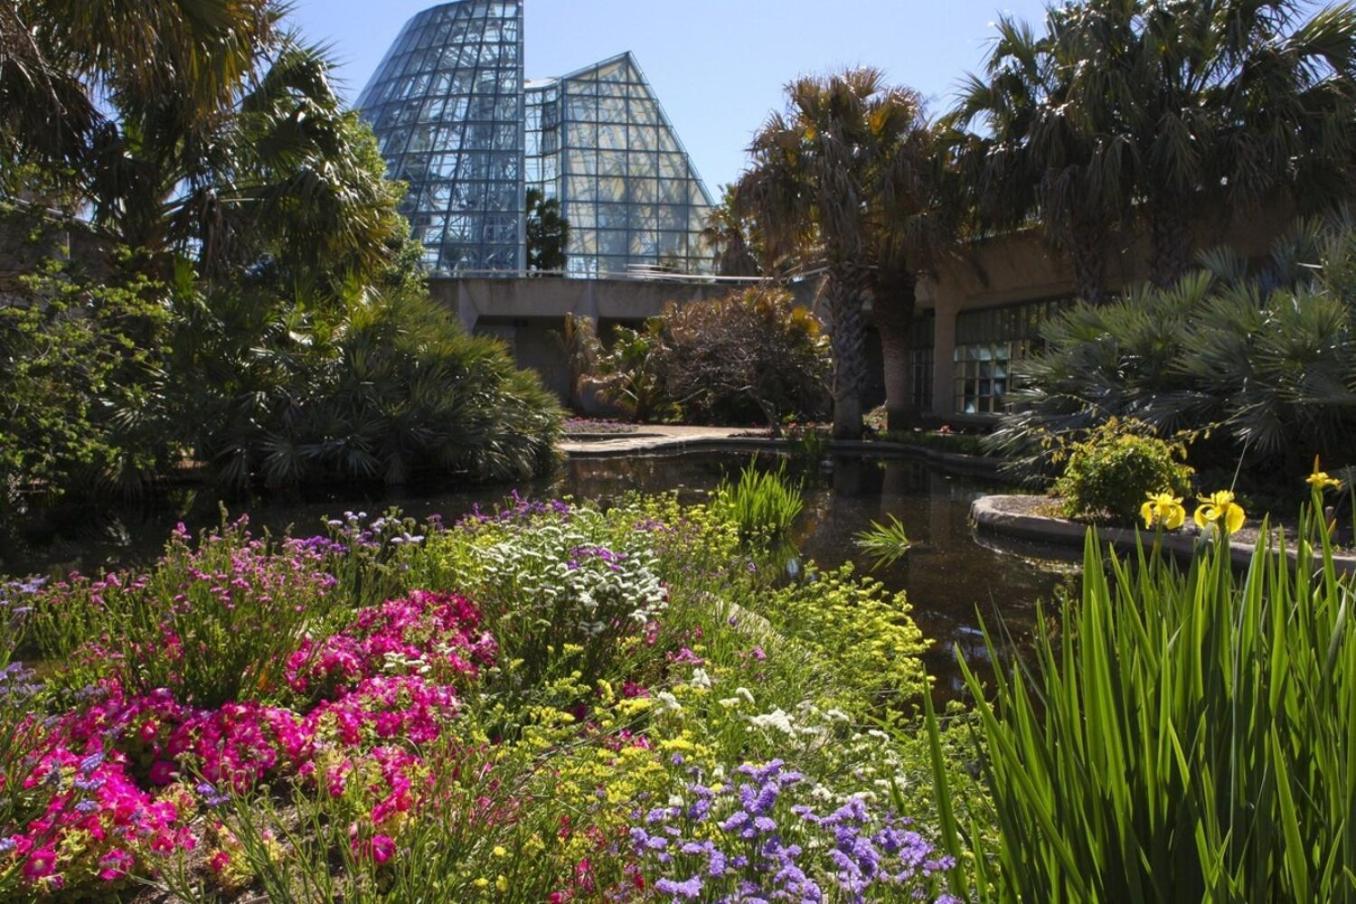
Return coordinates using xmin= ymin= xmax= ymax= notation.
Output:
xmin=452 ymin=517 xmax=667 ymax=684
xmin=287 ymin=589 xmax=496 ymax=701
xmin=759 ymin=565 xmax=929 ymax=716
xmin=27 ymin=518 xmax=342 ymax=706
xmin=1 ymin=746 xmax=194 ymax=895
xmin=630 ymin=759 xmax=960 ymax=902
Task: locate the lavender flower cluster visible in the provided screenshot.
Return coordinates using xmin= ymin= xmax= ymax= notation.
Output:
xmin=457 ymin=490 xmax=572 ymax=527
xmin=631 ymin=759 xmax=961 ymax=903
xmin=1 ymin=576 xmax=44 ymax=669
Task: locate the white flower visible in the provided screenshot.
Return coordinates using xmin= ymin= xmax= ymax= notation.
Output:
xmin=689 ymin=668 xmax=712 ymax=689
xmin=749 ymin=708 xmax=798 ymax=735
xmin=656 ymin=691 xmax=682 ymax=712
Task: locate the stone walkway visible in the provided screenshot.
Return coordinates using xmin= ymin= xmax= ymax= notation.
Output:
xmin=559 ymin=425 xmax=767 ymax=456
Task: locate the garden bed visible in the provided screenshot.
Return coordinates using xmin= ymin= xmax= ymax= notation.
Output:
xmin=972 ymin=494 xmax=1356 ymax=574
xmin=0 ymin=497 xmax=972 ymax=902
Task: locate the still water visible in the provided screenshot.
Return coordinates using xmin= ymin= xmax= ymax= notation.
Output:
xmin=5 ymin=453 xmax=1078 ymax=697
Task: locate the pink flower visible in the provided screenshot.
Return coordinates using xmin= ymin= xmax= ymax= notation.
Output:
xmin=370 ymin=833 xmax=395 ymax=864
xmin=22 ymin=845 xmax=57 ymax=881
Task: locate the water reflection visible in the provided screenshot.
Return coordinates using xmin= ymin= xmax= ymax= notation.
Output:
xmin=3 ymin=452 xmax=1077 ymax=700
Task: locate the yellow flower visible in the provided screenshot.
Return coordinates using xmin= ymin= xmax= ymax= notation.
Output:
xmin=1193 ymin=490 xmax=1246 ymax=534
xmin=1140 ymin=492 xmax=1186 ymax=531
xmin=496 ymin=875 xmax=509 ymax=893
xmin=1307 ymin=455 xmax=1343 ymax=492
xmin=492 ymin=845 xmax=508 ymax=859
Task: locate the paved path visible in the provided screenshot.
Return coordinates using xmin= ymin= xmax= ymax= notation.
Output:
xmin=559 ymin=425 xmax=763 ymax=456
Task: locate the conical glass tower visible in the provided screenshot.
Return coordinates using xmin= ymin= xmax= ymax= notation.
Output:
xmin=358 ymin=1 xmax=713 ymax=277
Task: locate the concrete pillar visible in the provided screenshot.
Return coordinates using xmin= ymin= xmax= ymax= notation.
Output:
xmin=456 ymin=281 xmax=479 ymax=331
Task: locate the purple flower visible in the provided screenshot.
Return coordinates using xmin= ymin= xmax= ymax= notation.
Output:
xmin=654 ymin=874 xmax=703 ymax=899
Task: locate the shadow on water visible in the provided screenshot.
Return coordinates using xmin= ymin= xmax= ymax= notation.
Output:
xmin=2 ymin=451 xmax=1079 ymax=702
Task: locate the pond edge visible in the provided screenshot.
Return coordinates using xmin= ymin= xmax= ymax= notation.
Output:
xmin=564 ymin=434 xmax=1003 ymax=479
xmin=972 ymin=494 xmax=1356 ymax=576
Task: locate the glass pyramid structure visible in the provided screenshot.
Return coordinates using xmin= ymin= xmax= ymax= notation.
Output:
xmin=357 ymin=1 xmax=714 ymax=277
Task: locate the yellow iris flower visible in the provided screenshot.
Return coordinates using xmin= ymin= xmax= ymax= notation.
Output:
xmin=1140 ymin=492 xmax=1186 ymax=530
xmin=1306 ymin=455 xmax=1343 ymax=492
xmin=1193 ymin=490 xmax=1246 ymax=534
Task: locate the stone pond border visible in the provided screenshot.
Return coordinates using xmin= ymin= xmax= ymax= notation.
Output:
xmin=560 ymin=426 xmax=1003 ymax=478
xmin=972 ymin=494 xmax=1356 ymax=576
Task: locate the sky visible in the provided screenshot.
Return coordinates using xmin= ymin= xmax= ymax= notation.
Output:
xmin=284 ymin=0 xmax=1053 ymax=192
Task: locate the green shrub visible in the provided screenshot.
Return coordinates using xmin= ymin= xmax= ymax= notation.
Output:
xmin=189 ymin=290 xmax=561 ymax=489
xmin=1052 ymin=419 xmax=1193 ymax=523
xmin=753 ymin=563 xmax=928 ymax=718
xmin=930 ymin=497 xmax=1356 ymax=902
xmin=656 ymin=286 xmax=830 ymax=430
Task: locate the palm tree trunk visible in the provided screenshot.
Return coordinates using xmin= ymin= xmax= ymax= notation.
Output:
xmin=1148 ymin=191 xmax=1192 ymax=288
xmin=1069 ymin=212 xmax=1108 ymax=304
xmin=873 ymin=274 xmax=918 ymax=432
xmin=827 ymin=268 xmax=869 ymax=440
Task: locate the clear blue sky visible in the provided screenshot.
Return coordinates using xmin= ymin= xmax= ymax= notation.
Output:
xmin=285 ymin=0 xmax=1051 ymax=192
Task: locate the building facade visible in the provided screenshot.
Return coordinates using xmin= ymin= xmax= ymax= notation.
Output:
xmin=357 ymin=1 xmax=714 ymax=277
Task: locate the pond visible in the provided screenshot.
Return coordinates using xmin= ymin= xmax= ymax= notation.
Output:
xmin=4 ymin=452 xmax=1078 ymax=697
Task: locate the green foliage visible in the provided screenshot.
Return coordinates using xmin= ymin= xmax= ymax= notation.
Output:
xmin=935 ymin=495 xmax=1356 ymax=902
xmin=710 ymin=460 xmax=805 ymax=545
xmin=595 ymin=321 xmax=673 ymax=423
xmin=853 ymin=514 xmax=912 ymax=570
xmin=994 ymin=219 xmax=1356 ymax=483
xmin=0 ymin=249 xmax=174 ymax=507
xmin=525 ymin=187 xmax=569 ymax=273
xmin=244 ymin=291 xmax=560 ymax=489
xmin=1051 ymin=419 xmax=1194 ymax=523
xmin=948 ymin=0 xmax=1356 ymax=290
xmin=754 ymin=563 xmax=929 ymax=718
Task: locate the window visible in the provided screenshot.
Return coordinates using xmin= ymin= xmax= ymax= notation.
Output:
xmin=953 ymin=299 xmax=1067 ymax=415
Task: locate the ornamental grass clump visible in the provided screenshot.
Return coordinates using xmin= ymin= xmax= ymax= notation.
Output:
xmin=710 ymin=459 xmax=805 ymax=546
xmin=930 ymin=477 xmax=1356 ymax=902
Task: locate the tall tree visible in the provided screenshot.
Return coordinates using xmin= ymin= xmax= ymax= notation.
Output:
xmin=870 ymin=120 xmax=952 ymax=430
xmin=525 ymin=187 xmax=569 ymax=273
xmin=737 ymin=69 xmax=933 ymax=438
xmin=951 ymin=0 xmax=1356 ymax=292
xmin=0 ymin=1 xmax=405 ymax=296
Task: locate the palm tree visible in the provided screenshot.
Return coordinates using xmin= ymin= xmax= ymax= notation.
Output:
xmin=736 ymin=69 xmax=933 ymax=438
xmin=1 ymin=0 xmax=278 ymax=202
xmin=947 ymin=14 xmax=1122 ymax=304
xmin=700 ymin=185 xmax=762 ymax=277
xmin=952 ymin=0 xmax=1356 ymax=292
xmin=870 ymin=120 xmax=953 ymax=430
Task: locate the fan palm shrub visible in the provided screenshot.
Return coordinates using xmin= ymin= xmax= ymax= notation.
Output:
xmin=190 ymin=290 xmax=560 ymax=490
xmin=992 ymin=218 xmax=1356 ymax=481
